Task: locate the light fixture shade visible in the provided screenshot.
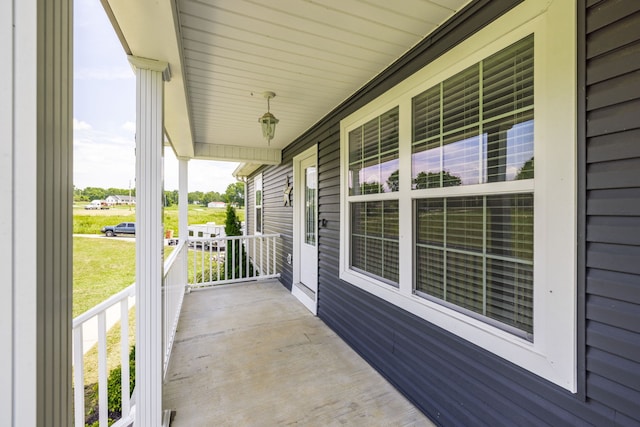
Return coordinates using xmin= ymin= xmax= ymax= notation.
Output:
xmin=259 ymin=111 xmax=279 ymax=141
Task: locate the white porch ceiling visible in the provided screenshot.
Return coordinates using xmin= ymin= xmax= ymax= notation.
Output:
xmin=102 ymin=0 xmax=470 ymax=162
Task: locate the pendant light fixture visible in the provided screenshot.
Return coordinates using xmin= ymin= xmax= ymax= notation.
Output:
xmin=259 ymin=91 xmax=279 ymax=145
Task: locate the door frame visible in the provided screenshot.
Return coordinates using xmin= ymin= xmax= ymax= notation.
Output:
xmin=292 ymin=145 xmax=318 ymax=315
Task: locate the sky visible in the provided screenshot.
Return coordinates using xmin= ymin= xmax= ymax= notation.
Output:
xmin=73 ymin=0 xmax=239 ymax=193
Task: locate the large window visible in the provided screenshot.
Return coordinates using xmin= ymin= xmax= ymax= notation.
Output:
xmin=348 ymin=107 xmax=399 ymax=285
xmin=340 ymin=0 xmax=577 ymax=392
xmin=412 ymin=35 xmax=535 ymax=338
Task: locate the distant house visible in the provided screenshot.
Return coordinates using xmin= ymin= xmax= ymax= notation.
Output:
xmin=106 ymin=195 xmax=136 ymax=205
xmin=207 ymin=201 xmax=226 ymax=209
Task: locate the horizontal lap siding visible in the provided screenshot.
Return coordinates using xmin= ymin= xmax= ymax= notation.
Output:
xmin=253 ymin=0 xmax=640 ymax=425
xmin=261 ymin=163 xmax=293 ymax=289
xmin=315 ymin=114 xmax=611 ymax=427
xmin=585 ymin=0 xmax=640 ymax=422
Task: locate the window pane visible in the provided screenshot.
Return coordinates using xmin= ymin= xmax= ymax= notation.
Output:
xmin=305 ymin=166 xmax=317 ymax=246
xmin=350 ymin=200 xmax=399 ymax=286
xmin=383 ymin=200 xmax=399 ymax=240
xmin=414 ymin=192 xmax=534 ymax=336
xmin=446 ymin=197 xmax=483 ymax=252
xmin=412 ymin=85 xmax=440 ymax=142
xmin=365 ymin=201 xmax=382 ymax=237
xmin=483 ymin=112 xmax=534 ymax=183
xmin=412 ymin=138 xmax=441 ymax=189
xmin=411 ymin=36 xmax=534 ymax=191
xmin=255 ymin=207 xmax=262 ymax=233
xmin=349 ymin=128 xmax=363 ymax=164
xmin=483 ymin=35 xmax=534 ymax=121
xmin=415 ymin=198 xmax=444 ymax=246
xmin=381 ymin=154 xmax=400 ymax=193
xmin=446 ymin=252 xmax=483 ymax=313
xmin=380 ymin=108 xmax=399 ymax=154
xmin=348 ymin=107 xmax=399 ymax=195
xmin=443 ymin=128 xmax=480 ymax=186
xmin=487 ymin=194 xmax=533 ymax=260
xmin=415 ymin=247 xmax=445 ymax=298
xmin=487 ymin=259 xmax=533 ymax=334
xmin=383 ymin=241 xmax=399 ymax=283
xmin=363 ymin=117 xmax=379 ymax=160
xmin=443 ymin=63 xmax=479 ymax=133
xmin=349 ymin=162 xmax=362 ymax=196
xmin=361 ymin=157 xmax=381 ymax=195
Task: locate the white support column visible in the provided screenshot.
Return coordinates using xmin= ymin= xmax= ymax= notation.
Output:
xmin=2 ymin=0 xmax=73 ymax=425
xmin=129 ymin=55 xmax=171 ymax=427
xmin=178 ymin=158 xmax=190 ymax=288
xmin=178 ymin=157 xmax=189 ymax=243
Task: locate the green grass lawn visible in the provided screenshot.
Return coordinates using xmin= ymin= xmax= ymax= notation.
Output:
xmin=73 ymin=237 xmax=136 ymax=317
xmin=73 ymin=204 xmax=244 ymax=235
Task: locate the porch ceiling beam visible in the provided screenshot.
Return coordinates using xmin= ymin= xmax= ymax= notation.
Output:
xmin=193 ymin=142 xmax=281 ymax=165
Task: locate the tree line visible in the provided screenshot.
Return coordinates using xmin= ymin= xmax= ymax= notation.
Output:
xmin=74 ymin=181 xmax=245 ymax=207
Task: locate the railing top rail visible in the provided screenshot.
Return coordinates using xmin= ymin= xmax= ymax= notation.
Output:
xmin=163 ymin=239 xmax=188 ymax=273
xmin=188 ymin=234 xmax=281 ymax=241
xmin=72 ymin=283 xmax=135 ymax=328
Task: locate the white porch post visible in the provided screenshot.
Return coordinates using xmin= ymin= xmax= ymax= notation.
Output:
xmin=178 ymin=157 xmax=189 ymax=243
xmin=2 ymin=0 xmax=73 ymax=425
xmin=129 ymin=55 xmax=171 ymax=427
xmin=178 ymin=158 xmax=190 ymax=287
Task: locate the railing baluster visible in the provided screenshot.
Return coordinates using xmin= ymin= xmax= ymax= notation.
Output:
xmin=120 ymin=298 xmax=130 ymax=417
xmin=217 ymin=243 xmax=221 ymax=280
xmin=245 ymin=238 xmax=250 ymax=279
xmin=98 ymin=312 xmax=108 ymax=426
xmin=266 ymin=236 xmax=270 ymax=277
xmin=232 ymin=239 xmax=236 ymax=281
xmin=260 ymin=236 xmax=264 ymax=276
xmin=73 ymin=326 xmax=84 ymax=427
xmin=272 ymin=236 xmax=276 ymax=276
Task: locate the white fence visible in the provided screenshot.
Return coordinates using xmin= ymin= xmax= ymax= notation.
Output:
xmin=189 ymin=234 xmax=280 ymax=289
xmin=73 ymin=284 xmax=135 ymax=427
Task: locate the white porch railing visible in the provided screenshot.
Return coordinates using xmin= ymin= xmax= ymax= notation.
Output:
xmin=72 ymin=240 xmax=189 ymax=427
xmin=163 ymin=239 xmax=188 ymax=378
xmin=189 ymin=234 xmax=280 ymax=290
xmin=72 ymin=283 xmax=135 ymax=427
xmin=72 ymin=235 xmax=278 ymax=426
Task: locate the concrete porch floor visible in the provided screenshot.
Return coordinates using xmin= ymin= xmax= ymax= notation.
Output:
xmin=163 ymin=280 xmax=434 ymax=426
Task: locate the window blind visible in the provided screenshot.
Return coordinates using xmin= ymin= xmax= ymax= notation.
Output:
xmin=412 ymin=34 xmax=534 ymax=189
xmin=415 ymin=194 xmax=534 ymax=336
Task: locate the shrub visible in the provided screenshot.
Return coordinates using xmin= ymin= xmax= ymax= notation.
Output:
xmin=85 ymin=346 xmax=135 ymax=426
xmin=224 ymin=205 xmax=253 ymax=280
xmin=106 ymin=345 xmax=135 ymax=414
xmin=195 ymin=261 xmax=224 ymax=283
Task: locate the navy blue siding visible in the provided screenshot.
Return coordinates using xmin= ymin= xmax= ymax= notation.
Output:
xmin=584 ymin=0 xmax=640 ymax=423
xmin=251 ymin=0 xmax=640 ymax=425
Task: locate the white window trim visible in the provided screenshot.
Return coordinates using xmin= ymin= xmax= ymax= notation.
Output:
xmin=254 ymin=173 xmax=263 ymax=235
xmin=339 ymin=0 xmax=577 ymax=392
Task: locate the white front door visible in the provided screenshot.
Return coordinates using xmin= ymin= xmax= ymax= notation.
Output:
xmin=292 ymin=146 xmax=318 ymax=314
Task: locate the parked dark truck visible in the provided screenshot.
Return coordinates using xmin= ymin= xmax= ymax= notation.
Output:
xmin=101 ymin=222 xmax=135 ymax=237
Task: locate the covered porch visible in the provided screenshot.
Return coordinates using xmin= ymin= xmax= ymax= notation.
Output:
xmin=164 ymin=280 xmax=432 ymax=426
